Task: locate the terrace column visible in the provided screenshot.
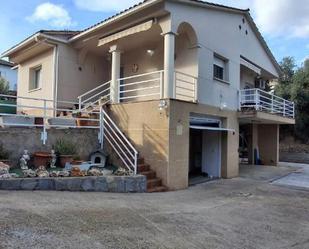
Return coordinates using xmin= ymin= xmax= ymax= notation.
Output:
xmin=163 ymin=32 xmax=176 ymax=99
xmin=109 ymin=45 xmax=121 ymax=103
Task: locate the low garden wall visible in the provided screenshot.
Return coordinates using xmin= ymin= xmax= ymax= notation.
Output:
xmin=0 ymin=175 xmax=146 ymax=192
xmin=0 ymin=127 xmax=100 ymax=167
xmin=280 ymin=152 xmax=309 ymax=164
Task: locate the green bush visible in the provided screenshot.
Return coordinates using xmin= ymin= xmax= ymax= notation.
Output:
xmin=0 ymin=77 xmax=9 ymax=95
xmin=54 ymin=139 xmax=77 ymax=155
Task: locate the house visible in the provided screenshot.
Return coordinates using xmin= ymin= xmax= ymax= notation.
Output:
xmin=0 ymin=59 xmax=17 ymax=91
xmin=1 ymin=0 xmax=295 ymax=191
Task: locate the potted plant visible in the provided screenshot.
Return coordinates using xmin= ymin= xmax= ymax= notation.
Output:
xmin=33 ymin=151 xmax=51 ymax=168
xmin=54 ymin=139 xmax=77 ymax=168
xmin=0 ymin=144 xmax=10 ymax=165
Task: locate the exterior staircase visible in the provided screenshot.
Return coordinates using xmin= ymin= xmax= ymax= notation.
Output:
xmin=137 ymin=158 xmax=168 ymax=193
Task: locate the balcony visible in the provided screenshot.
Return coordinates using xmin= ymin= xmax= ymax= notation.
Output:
xmin=239 ymin=88 xmax=295 ymax=119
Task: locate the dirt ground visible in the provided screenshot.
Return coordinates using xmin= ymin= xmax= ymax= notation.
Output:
xmin=0 ymin=163 xmax=308 ymax=249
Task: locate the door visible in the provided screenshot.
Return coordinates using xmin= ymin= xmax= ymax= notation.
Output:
xmin=202 ymin=130 xmax=221 ymax=178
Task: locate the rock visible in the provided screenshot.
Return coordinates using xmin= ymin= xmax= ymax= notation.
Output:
xmin=0 ymin=179 xmax=21 ymax=190
xmin=81 ymin=178 xmax=95 ymax=191
xmin=58 ymin=170 xmax=70 ymax=177
xmin=66 ymin=178 xmax=82 ymax=191
xmin=22 ymin=169 xmax=36 ymax=178
xmin=37 ymin=179 xmax=54 ymax=190
xmin=102 ymin=169 xmax=113 ymax=176
xmin=88 ymin=168 xmax=103 ymax=176
xmin=36 ymin=166 xmax=49 ymax=178
xmin=94 ymin=177 xmax=108 ymax=192
xmin=21 ymin=179 xmax=38 ymax=190
xmin=113 ymin=168 xmax=133 ymax=176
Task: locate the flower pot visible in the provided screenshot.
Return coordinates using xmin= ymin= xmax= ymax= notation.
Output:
xmin=59 ymin=155 xmax=73 ymax=168
xmin=33 ymin=152 xmax=51 ymax=168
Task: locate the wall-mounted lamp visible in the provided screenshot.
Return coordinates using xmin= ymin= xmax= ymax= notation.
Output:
xmin=220 ymin=102 xmax=227 ymax=111
xmin=147 ymin=49 xmax=155 ymax=56
xmin=158 ymin=100 xmax=168 ymax=111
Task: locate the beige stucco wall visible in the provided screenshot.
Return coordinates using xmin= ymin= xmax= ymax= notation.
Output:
xmin=169 ymin=100 xmax=239 ymax=189
xmin=108 ymin=99 xmax=239 ymax=190
xmin=107 ymin=100 xmax=169 ymax=185
xmin=17 ymin=48 xmax=54 ymax=116
xmin=57 ymin=44 xmax=109 ymax=104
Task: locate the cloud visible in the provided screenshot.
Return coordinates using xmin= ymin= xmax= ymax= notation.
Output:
xmin=253 ymin=0 xmax=309 ymax=38
xmin=74 ymin=0 xmax=138 ymax=12
xmin=27 ymin=2 xmax=75 ymax=27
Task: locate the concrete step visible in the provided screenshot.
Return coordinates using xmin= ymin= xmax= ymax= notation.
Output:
xmin=147 ymin=186 xmax=168 ymax=193
xmin=137 ymin=163 xmax=150 ymax=173
xmin=147 ymin=178 xmax=162 ymax=189
xmin=140 ymin=170 xmax=156 ymax=180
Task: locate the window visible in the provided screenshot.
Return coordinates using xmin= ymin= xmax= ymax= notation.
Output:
xmin=213 ymin=55 xmax=229 ymax=82
xmin=29 ymin=66 xmax=42 ymax=91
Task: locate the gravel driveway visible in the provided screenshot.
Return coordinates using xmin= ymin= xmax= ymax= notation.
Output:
xmin=0 ymin=164 xmax=308 ymax=249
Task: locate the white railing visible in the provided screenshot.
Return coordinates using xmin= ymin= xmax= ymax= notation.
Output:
xmin=118 ymin=70 xmax=163 ymax=102
xmin=0 ymin=94 xmax=100 ymax=144
xmin=77 ymin=80 xmax=111 ymax=111
xmin=239 ymin=88 xmax=295 ymax=118
xmin=100 ymin=108 xmax=138 ymax=174
xmin=174 ymin=71 xmax=198 ymax=102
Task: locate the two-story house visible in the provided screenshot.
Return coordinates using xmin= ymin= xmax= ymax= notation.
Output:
xmin=1 ymin=0 xmax=295 ymax=190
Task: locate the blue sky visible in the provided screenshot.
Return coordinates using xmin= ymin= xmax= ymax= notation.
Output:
xmin=1 ymin=0 xmax=309 ymax=66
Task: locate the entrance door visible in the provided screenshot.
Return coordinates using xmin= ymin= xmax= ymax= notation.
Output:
xmin=202 ymin=130 xmax=221 ymax=178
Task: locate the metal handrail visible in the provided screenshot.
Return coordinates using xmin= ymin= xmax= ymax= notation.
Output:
xmin=239 ymin=88 xmax=295 ymax=118
xmin=100 ymin=109 xmax=138 ymax=174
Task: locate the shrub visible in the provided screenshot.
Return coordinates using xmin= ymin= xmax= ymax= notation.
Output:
xmin=0 ymin=144 xmax=9 ymax=160
xmin=0 ymin=77 xmax=9 ymax=95
xmin=54 ymin=139 xmax=77 ymax=155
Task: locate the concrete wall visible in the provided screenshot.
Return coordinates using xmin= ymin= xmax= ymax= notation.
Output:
xmin=17 ymin=48 xmax=55 ymax=115
xmin=258 ymin=124 xmax=279 ymax=166
xmin=107 ymin=100 xmax=169 ymax=185
xmin=108 ymin=100 xmax=239 ymax=190
xmin=0 ymin=127 xmax=100 ymax=167
xmin=0 ymin=64 xmax=17 ymax=90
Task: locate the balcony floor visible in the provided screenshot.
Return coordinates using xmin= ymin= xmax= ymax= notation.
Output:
xmin=238 ymin=109 xmax=295 ymax=124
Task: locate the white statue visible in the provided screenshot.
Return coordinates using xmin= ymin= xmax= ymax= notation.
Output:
xmin=20 ymin=150 xmax=30 ymax=170
xmin=50 ymin=150 xmax=57 ymax=168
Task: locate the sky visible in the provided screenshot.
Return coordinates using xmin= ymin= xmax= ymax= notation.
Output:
xmin=1 ymin=0 xmax=309 ymax=66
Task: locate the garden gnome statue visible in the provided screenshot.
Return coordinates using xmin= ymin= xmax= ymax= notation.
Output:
xmin=50 ymin=150 xmax=57 ymax=168
xmin=20 ymin=150 xmax=30 ymax=170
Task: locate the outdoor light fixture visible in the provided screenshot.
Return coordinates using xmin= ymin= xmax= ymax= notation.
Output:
xmin=220 ymin=102 xmax=227 ymax=111
xmin=147 ymin=49 xmax=155 ymax=56
xmin=158 ymin=100 xmax=168 ymax=111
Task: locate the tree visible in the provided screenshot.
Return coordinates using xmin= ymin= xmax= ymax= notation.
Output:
xmin=290 ymin=59 xmax=309 ymax=142
xmin=0 ymin=77 xmax=9 ymax=95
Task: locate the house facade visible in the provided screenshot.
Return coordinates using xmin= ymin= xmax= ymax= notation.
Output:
xmin=0 ymin=59 xmax=17 ymax=91
xmin=2 ymin=0 xmax=295 ymax=190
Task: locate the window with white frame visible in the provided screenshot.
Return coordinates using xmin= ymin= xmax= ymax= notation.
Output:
xmin=29 ymin=66 xmax=42 ymax=91
xmin=213 ymin=55 xmax=229 ymax=82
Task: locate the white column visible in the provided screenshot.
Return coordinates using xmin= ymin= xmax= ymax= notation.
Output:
xmin=163 ymin=32 xmax=176 ymax=99
xmin=109 ymin=45 xmax=121 ymax=103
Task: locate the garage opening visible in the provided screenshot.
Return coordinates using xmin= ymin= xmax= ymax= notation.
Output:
xmin=189 ymin=116 xmax=234 ymax=185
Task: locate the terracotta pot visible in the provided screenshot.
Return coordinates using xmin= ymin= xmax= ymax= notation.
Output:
xmin=33 ymin=152 xmax=51 ymax=168
xmin=59 ymin=155 xmax=73 ymax=168
xmin=71 ymin=160 xmax=83 ymax=165
xmin=34 ymin=117 xmax=44 ymax=125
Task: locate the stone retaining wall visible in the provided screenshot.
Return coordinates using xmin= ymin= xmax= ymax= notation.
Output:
xmin=0 ymin=127 xmax=100 ymax=167
xmin=0 ymin=175 xmax=146 ymax=192
xmin=280 ymin=152 xmax=309 ymax=164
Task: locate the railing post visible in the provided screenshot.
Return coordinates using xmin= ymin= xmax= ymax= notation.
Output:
xmin=283 ymin=100 xmax=286 ymax=117
xmin=42 ymin=99 xmax=47 ymax=145
xmin=238 ymin=90 xmax=241 ymax=111
xmin=134 ymin=152 xmax=138 ymax=175
xmin=99 ymin=106 xmax=105 ymax=149
xmin=271 ymin=95 xmax=274 ymax=113
xmin=255 ymin=89 xmax=259 ymax=111
xmin=78 ymin=97 xmax=82 ymax=111
xmin=160 ymin=71 xmax=164 ymax=99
